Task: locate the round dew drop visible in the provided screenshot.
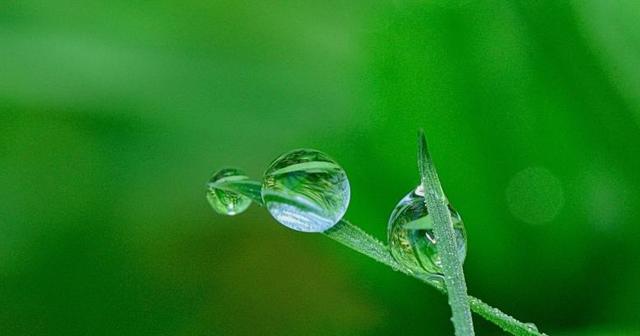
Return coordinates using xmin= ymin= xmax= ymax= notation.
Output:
xmin=206 ymin=168 xmax=252 ymax=216
xmin=261 ymin=149 xmax=350 ymax=233
xmin=387 ymin=185 xmax=467 ymax=278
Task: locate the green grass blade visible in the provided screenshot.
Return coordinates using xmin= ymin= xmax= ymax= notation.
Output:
xmin=417 ymin=130 xmax=475 ymax=336
xmin=215 ymin=176 xmax=547 ymax=335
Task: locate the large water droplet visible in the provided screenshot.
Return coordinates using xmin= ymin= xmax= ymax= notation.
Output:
xmin=388 ymin=185 xmax=466 ymax=277
xmin=206 ymin=168 xmax=252 ymax=216
xmin=262 ymin=149 xmax=350 ymax=232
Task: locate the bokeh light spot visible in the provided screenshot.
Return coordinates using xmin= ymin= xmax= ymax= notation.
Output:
xmin=506 ymin=167 xmax=565 ymax=225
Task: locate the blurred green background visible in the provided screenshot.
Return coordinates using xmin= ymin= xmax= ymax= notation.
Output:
xmin=2 ymin=1 xmax=640 ymax=335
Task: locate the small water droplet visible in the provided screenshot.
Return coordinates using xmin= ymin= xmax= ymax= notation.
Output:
xmin=206 ymin=168 xmax=252 ymax=216
xmin=388 ymin=185 xmax=467 ymax=278
xmin=525 ymin=322 xmax=539 ymax=332
xmin=261 ymin=149 xmax=350 ymax=232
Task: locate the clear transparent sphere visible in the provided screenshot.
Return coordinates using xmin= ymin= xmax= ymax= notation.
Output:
xmin=262 ymin=149 xmax=350 ymax=232
xmin=388 ymin=185 xmax=466 ymax=277
xmin=206 ymin=168 xmax=252 ymax=216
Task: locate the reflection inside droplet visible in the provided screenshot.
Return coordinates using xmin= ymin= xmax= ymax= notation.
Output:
xmin=388 ymin=185 xmax=467 ymax=278
xmin=206 ymin=168 xmax=252 ymax=216
xmin=261 ymin=149 xmax=350 ymax=233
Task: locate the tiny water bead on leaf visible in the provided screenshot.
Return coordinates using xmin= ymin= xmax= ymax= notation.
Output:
xmin=206 ymin=168 xmax=252 ymax=216
xmin=262 ymin=149 xmax=350 ymax=232
xmin=388 ymin=185 xmax=467 ymax=277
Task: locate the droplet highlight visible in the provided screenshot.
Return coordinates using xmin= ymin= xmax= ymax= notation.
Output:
xmin=524 ymin=323 xmax=539 ymax=332
xmin=206 ymin=168 xmax=252 ymax=216
xmin=262 ymin=149 xmax=350 ymax=232
xmin=388 ymin=185 xmax=466 ymax=277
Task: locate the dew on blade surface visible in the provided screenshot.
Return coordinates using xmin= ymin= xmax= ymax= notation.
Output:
xmin=388 ymin=185 xmax=467 ymax=279
xmin=206 ymin=168 xmax=252 ymax=216
xmin=262 ymin=149 xmax=350 ymax=232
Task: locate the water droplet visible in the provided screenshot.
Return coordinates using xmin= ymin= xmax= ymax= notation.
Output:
xmin=206 ymin=168 xmax=252 ymax=216
xmin=262 ymin=149 xmax=350 ymax=232
xmin=388 ymin=185 xmax=466 ymax=278
xmin=524 ymin=322 xmax=539 ymax=332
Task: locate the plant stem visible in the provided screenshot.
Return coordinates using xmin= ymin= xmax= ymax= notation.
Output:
xmin=219 ymin=178 xmax=547 ymax=336
xmin=324 ymin=219 xmax=445 ymax=291
xmin=417 ymin=130 xmax=474 ymax=336
xmin=325 ymin=220 xmax=546 ymax=336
